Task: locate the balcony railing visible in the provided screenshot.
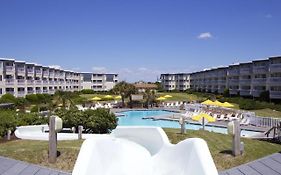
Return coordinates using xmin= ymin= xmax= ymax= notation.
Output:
xmin=239 ymin=68 xmax=251 ymax=75
xmin=269 ymin=77 xmax=281 ymax=84
xmin=26 ymin=80 xmax=34 ymax=85
xmin=6 ymin=91 xmax=15 ymax=95
xmin=43 ymin=90 xmax=48 ymax=93
xmin=5 ymin=79 xmax=14 ymax=85
xmin=229 ymin=79 xmax=239 ymax=84
xmin=35 ymin=90 xmax=42 ymax=94
xmin=270 ymin=91 xmax=281 ymax=99
xmin=252 ymin=78 xmax=267 ymax=84
xmin=35 ymin=80 xmax=42 ymax=84
xmin=269 ymin=63 xmax=281 ymax=72
xmin=239 ymin=79 xmax=251 ymax=84
xmin=229 ymin=89 xmax=239 ymax=95
xmin=27 ymin=69 xmax=34 ymax=73
xmin=17 ymin=68 xmax=25 ymax=73
xmin=253 ymin=67 xmax=268 ymax=74
xmin=27 ymin=90 xmax=34 ymax=94
xmin=5 ymin=66 xmax=14 ymax=72
xmin=239 ymin=89 xmax=251 ymax=96
xmin=228 ymin=70 xmax=239 ymax=75
xmin=43 ymin=72 xmax=49 ymax=77
xmin=17 ymin=79 xmax=25 ymax=85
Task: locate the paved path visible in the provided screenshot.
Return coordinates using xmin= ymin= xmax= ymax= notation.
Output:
xmin=0 ymin=156 xmax=70 ymax=175
xmin=220 ymin=152 xmax=281 ymax=175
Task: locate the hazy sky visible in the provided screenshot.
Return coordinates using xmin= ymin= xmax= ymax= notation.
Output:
xmin=0 ymin=0 xmax=280 ymax=82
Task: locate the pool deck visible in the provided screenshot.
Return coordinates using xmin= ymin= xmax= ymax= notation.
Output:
xmin=0 ymin=156 xmax=70 ymax=175
xmin=111 ymin=108 xmax=269 ymax=133
xmin=219 ymin=152 xmax=281 ymax=175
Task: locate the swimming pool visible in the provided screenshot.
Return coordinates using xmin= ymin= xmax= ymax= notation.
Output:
xmin=117 ymin=110 xmax=261 ymax=137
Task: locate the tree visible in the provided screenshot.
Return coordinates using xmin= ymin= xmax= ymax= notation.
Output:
xmin=53 ymin=91 xmax=75 ymax=109
xmin=143 ymin=89 xmax=156 ymax=108
xmin=112 ymin=81 xmax=136 ymax=107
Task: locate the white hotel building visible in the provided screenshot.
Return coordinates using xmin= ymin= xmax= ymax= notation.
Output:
xmin=160 ymin=56 xmax=281 ymax=100
xmin=0 ymin=58 xmax=81 ymax=97
xmin=81 ymin=73 xmax=119 ymax=92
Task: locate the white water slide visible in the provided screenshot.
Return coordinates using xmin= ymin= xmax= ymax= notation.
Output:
xmin=73 ymin=126 xmax=218 ymax=175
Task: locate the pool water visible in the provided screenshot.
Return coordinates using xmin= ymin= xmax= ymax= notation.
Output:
xmin=117 ymin=110 xmax=261 ymax=137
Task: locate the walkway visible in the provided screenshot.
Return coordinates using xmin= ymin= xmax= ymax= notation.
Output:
xmin=0 ymin=156 xmax=70 ymax=175
xmin=220 ymin=152 xmax=281 ymax=175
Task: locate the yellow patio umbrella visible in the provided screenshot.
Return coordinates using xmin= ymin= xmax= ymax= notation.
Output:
xmin=213 ymin=100 xmax=224 ymax=107
xmin=156 ymin=97 xmax=166 ymax=101
xmin=192 ymin=113 xmax=215 ymax=130
xmin=114 ymin=95 xmax=122 ymax=99
xmin=104 ymin=95 xmax=113 ymax=98
xmin=91 ymin=96 xmax=102 ymax=101
xmin=164 ymin=95 xmax=172 ymax=98
xmin=192 ymin=113 xmax=216 ymax=123
xmin=201 ymin=99 xmax=215 ymax=106
xmin=222 ymin=102 xmax=234 ymax=108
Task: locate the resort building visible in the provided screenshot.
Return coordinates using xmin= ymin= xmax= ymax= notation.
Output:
xmin=160 ymin=73 xmax=190 ymax=91
xmin=160 ymin=56 xmax=281 ymax=99
xmin=0 ymin=58 xmax=81 ymax=97
xmin=81 ymin=73 xmax=118 ymax=91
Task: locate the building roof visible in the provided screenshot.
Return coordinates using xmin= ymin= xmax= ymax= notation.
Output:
xmin=134 ymin=83 xmax=158 ymax=89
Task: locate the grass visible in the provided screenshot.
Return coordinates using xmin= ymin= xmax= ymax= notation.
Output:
xmin=164 ymin=129 xmax=281 ymax=171
xmin=0 ymin=129 xmax=280 ymax=172
xmin=250 ymin=108 xmax=281 ymax=118
xmin=157 ymin=92 xmax=206 ymax=102
xmin=80 ymin=94 xmax=118 ymax=101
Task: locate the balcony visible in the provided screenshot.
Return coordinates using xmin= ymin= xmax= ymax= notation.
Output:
xmin=239 ymin=68 xmax=252 ymax=75
xmin=239 ymin=89 xmax=251 ymax=96
xmin=27 ymin=69 xmax=34 ymax=74
xmin=49 ymin=73 xmax=55 ymax=77
xmin=269 ymin=77 xmax=281 ymax=85
xmin=43 ymin=80 xmax=49 ymax=85
xmin=27 ymin=90 xmax=34 ymax=94
xmin=17 ymin=79 xmax=26 ymax=85
xmin=270 ymin=91 xmax=281 ymax=99
xmin=269 ymin=63 xmax=281 ymax=73
xmin=6 ymin=91 xmax=15 ymax=95
xmin=43 ymin=89 xmax=48 ymax=93
xmin=228 ymin=79 xmax=239 ymax=85
xmin=228 ymin=70 xmax=239 ymax=76
xmin=5 ymin=79 xmax=15 ymax=86
xmin=17 ymin=91 xmax=26 ymax=97
xmin=252 ymin=90 xmax=264 ymax=97
xmin=229 ymin=89 xmax=239 ymax=95
xmin=17 ymin=68 xmax=25 ymax=74
xmin=239 ymin=79 xmax=251 ymax=84
xmin=35 ymin=80 xmax=42 ymax=85
xmin=5 ymin=66 xmax=14 ymax=73
xmin=26 ymin=80 xmax=34 ymax=85
xmin=35 ymin=90 xmax=42 ymax=94
xmin=252 ymin=78 xmax=267 ymax=84
xmin=43 ymin=71 xmax=49 ymax=77
xmin=217 ymin=80 xmax=226 ymax=84
xmin=253 ymin=66 xmax=268 ymax=74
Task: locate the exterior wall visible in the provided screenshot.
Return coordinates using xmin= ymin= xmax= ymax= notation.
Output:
xmin=161 ymin=56 xmax=281 ymax=99
xmin=0 ymin=58 xmax=82 ymax=97
xmin=160 ymin=73 xmax=190 ymax=91
xmin=81 ymin=73 xmax=118 ymax=91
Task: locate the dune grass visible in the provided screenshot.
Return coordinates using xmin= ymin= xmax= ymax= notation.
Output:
xmin=0 ymin=129 xmax=280 ymax=172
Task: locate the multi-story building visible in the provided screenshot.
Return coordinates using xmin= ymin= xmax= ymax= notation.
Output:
xmin=81 ymin=73 xmax=118 ymax=91
xmin=160 ymin=56 xmax=281 ymax=99
xmin=160 ymin=73 xmax=190 ymax=91
xmin=0 ymin=58 xmax=81 ymax=97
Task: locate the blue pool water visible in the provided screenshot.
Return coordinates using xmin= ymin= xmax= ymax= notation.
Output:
xmin=117 ymin=110 xmax=261 ymax=137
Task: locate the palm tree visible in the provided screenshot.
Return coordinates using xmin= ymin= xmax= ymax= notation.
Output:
xmin=143 ymin=89 xmax=156 ymax=108
xmin=112 ymin=81 xmax=136 ymax=107
xmin=53 ymin=91 xmax=75 ymax=109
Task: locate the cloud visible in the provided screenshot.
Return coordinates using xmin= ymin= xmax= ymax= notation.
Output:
xmin=92 ymin=66 xmax=107 ymax=73
xmin=265 ymin=14 xmax=272 ymax=18
xmin=197 ymin=32 xmax=213 ymax=40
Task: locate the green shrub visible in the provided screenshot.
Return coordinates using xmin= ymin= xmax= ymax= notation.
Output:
xmin=0 ymin=94 xmax=17 ymax=103
xmin=25 ymin=94 xmax=39 ymax=104
xmin=56 ymin=108 xmax=117 ymax=134
xmin=0 ymin=110 xmax=17 ymax=137
xmin=80 ymin=89 xmax=95 ymax=94
xmin=16 ymin=113 xmax=48 ymax=126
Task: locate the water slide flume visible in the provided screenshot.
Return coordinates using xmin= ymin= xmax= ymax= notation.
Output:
xmin=15 ymin=125 xmax=218 ymax=174
xmin=73 ymin=126 xmax=218 ymax=175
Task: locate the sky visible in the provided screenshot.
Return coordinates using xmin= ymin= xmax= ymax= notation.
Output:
xmin=0 ymin=0 xmax=281 ymax=82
